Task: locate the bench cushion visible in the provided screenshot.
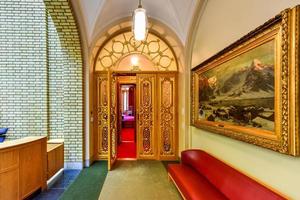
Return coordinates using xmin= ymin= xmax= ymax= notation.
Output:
xmin=168 ymin=164 xmax=227 ymax=200
xmin=181 ymin=150 xmax=285 ymax=200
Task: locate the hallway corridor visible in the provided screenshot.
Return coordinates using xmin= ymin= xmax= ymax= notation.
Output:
xmin=1 ymin=0 xmax=299 ymax=199
xmin=99 ymin=161 xmax=181 ymax=200
xmin=117 ymin=128 xmax=136 ymax=159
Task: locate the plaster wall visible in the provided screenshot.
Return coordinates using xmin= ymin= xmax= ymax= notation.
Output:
xmin=190 ymin=0 xmax=300 ymax=198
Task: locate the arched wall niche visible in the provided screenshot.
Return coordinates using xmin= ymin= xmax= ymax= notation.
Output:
xmin=88 ymin=18 xmax=187 ymax=159
xmin=69 ymin=0 xmax=206 ymax=166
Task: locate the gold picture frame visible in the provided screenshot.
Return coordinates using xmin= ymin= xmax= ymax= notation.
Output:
xmin=191 ymin=6 xmax=300 ymax=156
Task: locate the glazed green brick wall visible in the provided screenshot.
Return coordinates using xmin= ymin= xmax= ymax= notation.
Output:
xmin=0 ymin=0 xmax=83 ymax=164
xmin=48 ymin=13 xmax=64 ymax=140
xmin=0 ymin=0 xmax=48 ymax=138
xmin=45 ymin=0 xmax=83 ymax=163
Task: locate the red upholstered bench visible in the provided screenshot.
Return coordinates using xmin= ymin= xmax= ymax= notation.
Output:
xmin=168 ymin=150 xmax=286 ymax=200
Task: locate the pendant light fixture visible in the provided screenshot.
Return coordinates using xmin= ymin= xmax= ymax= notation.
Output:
xmin=132 ymin=0 xmax=148 ymax=41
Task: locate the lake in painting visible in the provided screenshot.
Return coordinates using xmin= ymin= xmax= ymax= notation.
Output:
xmin=198 ymin=40 xmax=275 ymax=131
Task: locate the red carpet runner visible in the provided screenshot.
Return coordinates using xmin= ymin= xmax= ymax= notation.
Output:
xmin=121 ymin=128 xmax=135 ymax=141
xmin=117 ymin=128 xmax=136 ymax=159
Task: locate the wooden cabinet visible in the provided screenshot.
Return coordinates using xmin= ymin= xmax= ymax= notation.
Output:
xmin=0 ymin=150 xmax=19 ymax=200
xmin=47 ymin=142 xmax=64 ymax=180
xmin=0 ymin=136 xmax=47 ymax=200
xmin=20 ymin=143 xmax=44 ymax=198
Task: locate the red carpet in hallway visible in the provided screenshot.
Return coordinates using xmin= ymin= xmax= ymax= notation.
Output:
xmin=118 ymin=128 xmax=136 ymax=159
xmin=121 ymin=128 xmax=135 ymax=141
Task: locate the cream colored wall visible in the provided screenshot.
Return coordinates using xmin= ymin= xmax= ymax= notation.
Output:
xmin=190 ymin=0 xmax=300 ymax=198
xmin=192 ymin=0 xmax=300 ymax=66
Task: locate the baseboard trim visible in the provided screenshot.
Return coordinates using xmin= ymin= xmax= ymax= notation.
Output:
xmin=47 ymin=168 xmax=64 ymax=188
xmin=65 ymin=162 xmax=84 ymax=169
xmin=84 ymin=159 xmax=94 ymax=167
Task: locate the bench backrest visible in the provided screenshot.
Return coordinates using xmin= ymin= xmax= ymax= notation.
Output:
xmin=181 ymin=149 xmax=285 ymax=200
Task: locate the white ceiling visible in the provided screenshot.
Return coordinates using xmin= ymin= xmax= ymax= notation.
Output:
xmin=74 ymin=0 xmax=198 ymax=46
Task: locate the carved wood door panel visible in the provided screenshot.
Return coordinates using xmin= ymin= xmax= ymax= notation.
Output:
xmin=97 ymin=72 xmax=178 ymax=161
xmin=108 ymin=72 xmax=118 ymax=170
xmin=137 ymin=74 xmax=157 ymax=159
xmin=157 ymin=73 xmax=178 ymax=160
xmin=96 ymin=73 xmax=109 ymax=159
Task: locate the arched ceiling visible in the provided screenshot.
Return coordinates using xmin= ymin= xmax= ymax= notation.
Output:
xmin=73 ymin=0 xmax=199 ymax=46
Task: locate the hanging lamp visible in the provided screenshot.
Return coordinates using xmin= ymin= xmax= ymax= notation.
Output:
xmin=132 ymin=0 xmax=148 ymax=41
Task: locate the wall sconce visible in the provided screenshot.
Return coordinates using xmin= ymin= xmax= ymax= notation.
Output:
xmin=131 ymin=55 xmax=140 ymax=71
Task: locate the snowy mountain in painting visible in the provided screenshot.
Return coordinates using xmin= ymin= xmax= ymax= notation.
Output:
xmin=200 ymin=59 xmax=274 ymax=101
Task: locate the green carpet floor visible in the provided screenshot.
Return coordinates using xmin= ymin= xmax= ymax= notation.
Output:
xmin=60 ymin=161 xmax=108 ymax=200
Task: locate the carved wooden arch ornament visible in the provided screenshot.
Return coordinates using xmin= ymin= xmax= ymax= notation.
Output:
xmin=94 ymin=31 xmax=178 ymax=72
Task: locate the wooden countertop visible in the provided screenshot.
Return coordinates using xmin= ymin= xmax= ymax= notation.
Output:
xmin=47 ymin=139 xmax=64 ymax=144
xmin=0 ymin=136 xmax=47 ymax=150
xmin=47 ymin=143 xmax=63 ymax=152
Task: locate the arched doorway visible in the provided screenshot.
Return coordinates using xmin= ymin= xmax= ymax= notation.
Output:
xmin=94 ymin=31 xmax=178 ymax=170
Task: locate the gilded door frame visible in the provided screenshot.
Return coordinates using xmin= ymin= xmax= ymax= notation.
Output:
xmin=117 ymin=74 xmax=137 ymax=161
xmin=94 ymin=71 xmax=179 ymax=160
xmin=92 ymin=27 xmax=182 ymax=163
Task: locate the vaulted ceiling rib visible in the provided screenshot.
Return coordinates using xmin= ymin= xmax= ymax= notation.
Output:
xmin=74 ymin=0 xmax=199 ymax=46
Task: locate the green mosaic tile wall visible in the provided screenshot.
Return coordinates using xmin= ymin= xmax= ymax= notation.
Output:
xmin=0 ymin=0 xmax=83 ymax=164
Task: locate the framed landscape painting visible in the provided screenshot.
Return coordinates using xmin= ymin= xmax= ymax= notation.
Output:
xmin=191 ymin=6 xmax=300 ymax=156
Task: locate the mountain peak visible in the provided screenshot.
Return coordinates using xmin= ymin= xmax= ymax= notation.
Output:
xmin=251 ymin=59 xmax=264 ymax=71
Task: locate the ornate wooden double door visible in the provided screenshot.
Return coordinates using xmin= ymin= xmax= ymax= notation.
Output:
xmin=95 ymin=72 xmax=177 ymax=169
